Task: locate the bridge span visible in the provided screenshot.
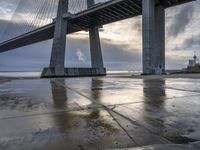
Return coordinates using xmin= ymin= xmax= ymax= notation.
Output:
xmin=0 ymin=0 xmax=195 ymax=77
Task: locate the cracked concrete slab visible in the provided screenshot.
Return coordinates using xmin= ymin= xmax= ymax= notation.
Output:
xmin=0 ymin=76 xmax=200 ymax=149
xmin=107 ymin=142 xmax=200 ymax=150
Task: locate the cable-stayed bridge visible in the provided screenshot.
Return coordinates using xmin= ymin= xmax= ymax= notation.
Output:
xmin=0 ymin=0 xmax=195 ymax=77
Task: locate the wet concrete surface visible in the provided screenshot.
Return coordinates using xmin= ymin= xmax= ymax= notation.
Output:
xmin=0 ymin=76 xmax=200 ymax=150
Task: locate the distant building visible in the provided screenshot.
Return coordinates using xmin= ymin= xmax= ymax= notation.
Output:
xmin=184 ymin=52 xmax=200 ymax=73
xmin=187 ymin=52 xmax=198 ymax=68
xmin=188 ymin=59 xmax=195 ymax=67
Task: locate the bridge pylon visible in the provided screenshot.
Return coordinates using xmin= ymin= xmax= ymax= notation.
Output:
xmin=41 ymin=0 xmax=68 ymax=77
xmin=142 ymin=0 xmax=165 ymax=75
xmin=88 ymin=0 xmax=106 ymax=75
xmin=41 ymin=0 xmax=106 ymax=78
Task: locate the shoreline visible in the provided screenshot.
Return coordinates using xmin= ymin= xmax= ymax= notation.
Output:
xmin=0 ymin=73 xmax=200 ymax=82
xmin=133 ymin=73 xmax=200 ymax=79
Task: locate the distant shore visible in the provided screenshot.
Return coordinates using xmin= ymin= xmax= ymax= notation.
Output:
xmin=135 ymin=73 xmax=200 ymax=79
xmin=0 ymin=73 xmax=200 ymax=83
xmin=108 ymin=73 xmax=200 ymax=79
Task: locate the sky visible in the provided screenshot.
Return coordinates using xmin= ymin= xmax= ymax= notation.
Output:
xmin=0 ymin=0 xmax=200 ymax=71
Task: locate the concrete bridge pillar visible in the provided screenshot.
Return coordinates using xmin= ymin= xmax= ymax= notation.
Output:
xmin=42 ymin=0 xmax=68 ymax=77
xmin=154 ymin=5 xmax=165 ymax=74
xmin=142 ymin=0 xmax=165 ymax=75
xmin=87 ymin=0 xmax=106 ymax=75
xmin=89 ymin=27 xmax=105 ymax=74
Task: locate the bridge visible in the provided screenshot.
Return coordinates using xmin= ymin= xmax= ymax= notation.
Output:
xmin=0 ymin=0 xmax=194 ymax=77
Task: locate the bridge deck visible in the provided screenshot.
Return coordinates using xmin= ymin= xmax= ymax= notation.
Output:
xmin=0 ymin=0 xmax=194 ymax=53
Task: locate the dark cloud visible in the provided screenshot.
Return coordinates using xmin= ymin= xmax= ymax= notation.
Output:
xmin=67 ymin=37 xmax=142 ymax=70
xmin=182 ymin=34 xmax=200 ymax=50
xmin=0 ymin=19 xmax=8 ymax=39
xmin=0 ymin=19 xmax=37 ymax=42
xmin=0 ymin=36 xmax=142 ymax=71
xmin=168 ymin=4 xmax=194 ymax=37
xmin=0 ymin=40 xmax=52 ymax=71
xmin=169 ymin=34 xmax=200 ymax=52
xmin=0 ymin=0 xmax=58 ymax=42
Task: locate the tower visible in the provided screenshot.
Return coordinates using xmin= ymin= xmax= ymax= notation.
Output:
xmin=193 ymin=51 xmax=197 ymax=65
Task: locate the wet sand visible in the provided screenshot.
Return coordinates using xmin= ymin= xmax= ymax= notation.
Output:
xmin=0 ymin=74 xmax=200 ymax=150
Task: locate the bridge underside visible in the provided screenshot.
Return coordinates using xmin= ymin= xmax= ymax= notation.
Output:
xmin=0 ymin=0 xmax=194 ymax=53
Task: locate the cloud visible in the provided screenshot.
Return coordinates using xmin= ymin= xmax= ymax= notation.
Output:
xmin=0 ymin=0 xmax=200 ymax=71
xmin=70 ymin=16 xmax=142 ymax=53
xmin=0 ymin=0 xmax=59 ymax=42
xmin=0 ymin=0 xmax=19 ymax=20
xmin=167 ymin=4 xmax=194 ymax=37
xmin=180 ymin=34 xmax=200 ymax=50
xmin=0 ymin=35 xmax=142 ymax=71
xmin=0 ymin=18 xmax=36 ymax=42
xmin=76 ymin=49 xmax=87 ymax=62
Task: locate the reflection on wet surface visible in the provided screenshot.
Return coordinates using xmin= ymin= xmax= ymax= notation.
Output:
xmin=51 ymin=79 xmax=67 ymax=109
xmin=142 ymin=79 xmax=198 ymax=144
xmin=0 ymin=77 xmax=200 ymax=149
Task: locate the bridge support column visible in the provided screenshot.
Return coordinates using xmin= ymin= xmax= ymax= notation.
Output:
xmin=41 ymin=0 xmax=68 ymax=77
xmin=142 ymin=0 xmax=165 ymax=75
xmin=88 ymin=0 xmax=106 ymax=75
xmin=154 ymin=5 xmax=165 ymax=74
xmin=89 ymin=27 xmax=105 ymax=75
